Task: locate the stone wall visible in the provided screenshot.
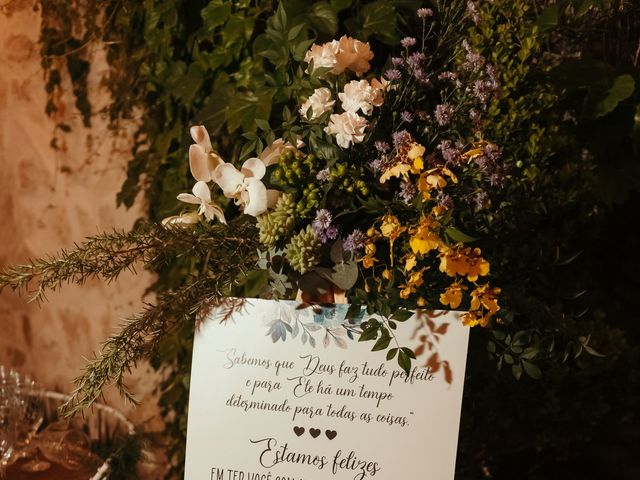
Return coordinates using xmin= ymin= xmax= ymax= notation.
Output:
xmin=0 ymin=0 xmax=164 ymax=458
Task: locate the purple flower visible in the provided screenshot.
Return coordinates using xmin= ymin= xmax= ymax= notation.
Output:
xmin=401 ymin=111 xmax=414 ymax=123
xmin=484 ymin=142 xmax=502 ymax=161
xmin=391 ymin=56 xmax=404 ymax=66
xmin=369 ymin=157 xmax=384 ymax=172
xmin=438 ymin=71 xmax=458 ymax=82
xmin=374 ymin=140 xmax=391 ymax=153
xmin=325 ymin=225 xmax=339 ymax=241
xmin=316 ymin=168 xmax=330 ymax=182
xmin=399 ymin=181 xmax=417 ymax=204
xmin=401 ymin=37 xmax=417 ymax=48
xmin=417 ymin=8 xmax=433 ymax=18
xmin=489 ymin=172 xmax=507 ymax=188
xmin=413 ymin=68 xmax=428 ymax=82
xmin=434 ymin=103 xmax=454 ymax=126
xmin=392 ymin=130 xmax=412 ymax=149
xmin=385 ymin=69 xmax=402 ymax=81
xmin=467 ymin=1 xmax=481 ymax=25
xmin=437 ymin=192 xmax=454 ymax=210
xmin=438 ymin=140 xmax=462 ymax=164
xmin=343 ymin=229 xmax=366 ymax=253
xmin=462 ymin=40 xmax=485 ymax=70
xmin=408 ymin=52 xmax=426 ymax=67
xmin=474 ymin=191 xmax=490 ymax=210
xmin=473 ymin=154 xmax=495 ymax=173
xmin=313 ymin=209 xmax=333 ymax=231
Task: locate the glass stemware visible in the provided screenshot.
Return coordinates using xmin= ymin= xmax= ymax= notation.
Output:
xmin=0 ymin=366 xmax=19 ymax=480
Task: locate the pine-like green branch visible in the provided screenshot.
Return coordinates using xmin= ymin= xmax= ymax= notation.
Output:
xmin=1 ymin=218 xmax=260 ymax=415
xmin=0 ymin=219 xmax=258 ymax=302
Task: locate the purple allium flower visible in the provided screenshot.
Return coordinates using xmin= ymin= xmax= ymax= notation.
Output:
xmin=437 ymin=192 xmax=454 ymax=210
xmin=385 ymin=69 xmax=402 ymax=81
xmin=417 ymin=8 xmax=433 ymax=18
xmin=484 ymin=142 xmax=502 ymax=161
xmin=343 ymin=229 xmax=366 ymax=253
xmin=401 ymin=111 xmax=414 ymax=123
xmin=413 ymin=68 xmax=428 ymax=82
xmin=473 ymin=154 xmax=495 ymax=173
xmin=434 ymin=103 xmax=454 ymax=126
xmin=417 ymin=110 xmax=430 ymax=121
xmin=374 ymin=140 xmax=391 ymax=152
xmin=391 ymin=56 xmax=404 ymax=66
xmin=467 ymin=1 xmax=481 ymax=25
xmin=462 ymin=40 xmax=485 ymax=70
xmin=399 ymin=181 xmax=417 ymax=204
xmin=325 ymin=225 xmax=339 ymax=241
xmin=438 ymin=140 xmax=463 ymax=165
xmin=489 ymin=172 xmax=507 ymax=188
xmin=392 ymin=130 xmax=412 ymax=148
xmin=313 ymin=209 xmax=333 ymax=231
xmin=316 ymin=168 xmax=330 ymax=182
xmin=401 ymin=37 xmax=417 ymax=48
xmin=408 ymin=52 xmax=426 ymax=67
xmin=369 ymin=157 xmax=384 ymax=172
xmin=474 ymin=191 xmax=490 ymax=210
xmin=438 ymin=71 xmax=458 ymax=82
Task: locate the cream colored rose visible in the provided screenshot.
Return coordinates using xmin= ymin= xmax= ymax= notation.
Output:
xmin=334 ymin=36 xmax=374 ymax=75
xmin=324 ymin=111 xmax=368 ymax=148
xmin=300 ymin=87 xmax=336 ymax=120
xmin=370 ymin=77 xmax=389 ymax=107
xmin=304 ymin=40 xmax=340 ymax=72
xmin=339 ymin=80 xmax=376 ymax=115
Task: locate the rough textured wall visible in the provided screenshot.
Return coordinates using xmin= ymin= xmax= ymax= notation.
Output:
xmin=0 ymin=0 xmax=163 ymax=447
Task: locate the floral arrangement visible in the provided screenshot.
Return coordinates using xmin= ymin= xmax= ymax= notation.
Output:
xmin=161 ymin=8 xmax=503 ymax=368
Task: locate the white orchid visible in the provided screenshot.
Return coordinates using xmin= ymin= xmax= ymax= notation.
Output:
xmin=189 ymin=125 xmax=224 ymax=182
xmin=176 ymin=181 xmax=226 ymax=223
xmin=212 ymin=157 xmax=279 ymax=217
xmin=161 ymin=211 xmax=200 ymax=227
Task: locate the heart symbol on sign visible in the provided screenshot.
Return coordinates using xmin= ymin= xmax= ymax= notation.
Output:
xmin=325 ymin=430 xmax=337 ymax=440
xmin=293 ymin=426 xmax=305 ymax=437
xmin=309 ymin=428 xmax=321 ymax=438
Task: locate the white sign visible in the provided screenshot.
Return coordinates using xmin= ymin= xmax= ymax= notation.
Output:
xmin=185 ymin=298 xmax=469 ymax=480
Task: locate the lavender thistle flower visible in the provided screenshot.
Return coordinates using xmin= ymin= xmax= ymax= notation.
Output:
xmin=401 ymin=37 xmax=417 ymax=48
xmin=313 ymin=209 xmax=333 ymax=231
xmin=437 ymin=192 xmax=454 ymax=210
xmin=312 ymin=209 xmax=337 ymax=243
xmin=385 ymin=69 xmax=402 ymax=81
xmin=343 ymin=229 xmax=366 ymax=253
xmin=434 ymin=104 xmax=454 ymax=126
xmin=316 ymin=168 xmax=330 ymax=182
xmin=391 ymin=56 xmax=404 ymax=66
xmin=489 ymin=172 xmax=507 ymax=188
xmin=438 ymin=140 xmax=463 ymax=165
xmin=408 ymin=52 xmax=426 ymax=67
xmin=401 ymin=111 xmax=414 ymax=123
xmin=438 ymin=71 xmax=458 ymax=82
xmin=474 ymin=191 xmax=490 ymax=210
xmin=392 ymin=130 xmax=412 ymax=149
xmin=369 ymin=157 xmax=384 ymax=172
xmin=399 ymin=181 xmax=417 ymax=204
xmin=462 ymin=40 xmax=485 ymax=70
xmin=374 ymin=140 xmax=391 ymax=152
xmin=417 ymin=8 xmax=433 ymax=18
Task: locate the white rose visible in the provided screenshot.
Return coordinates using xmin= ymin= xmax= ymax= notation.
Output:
xmin=324 ymin=111 xmax=368 ymax=148
xmin=304 ymin=40 xmax=340 ymax=72
xmin=300 ymin=87 xmax=335 ymax=120
xmin=339 ymin=80 xmax=376 ymax=115
xmin=334 ymin=36 xmax=374 ymax=75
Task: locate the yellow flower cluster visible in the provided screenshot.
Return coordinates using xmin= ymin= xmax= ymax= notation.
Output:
xmin=462 ymin=284 xmax=501 ymax=327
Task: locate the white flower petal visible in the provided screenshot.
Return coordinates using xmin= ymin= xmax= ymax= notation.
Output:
xmin=176 ymin=193 xmax=200 ymax=205
xmin=162 ymin=212 xmax=200 ymax=227
xmin=189 ymin=145 xmax=213 ymax=182
xmin=242 ymin=178 xmax=268 ymax=217
xmin=241 ymin=157 xmax=267 ymax=180
xmin=190 ymin=125 xmax=212 ymax=152
xmin=203 ymin=204 xmax=227 ymax=224
xmin=212 ymin=164 xmax=245 ymax=197
xmin=192 ymin=181 xmax=212 ymax=203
